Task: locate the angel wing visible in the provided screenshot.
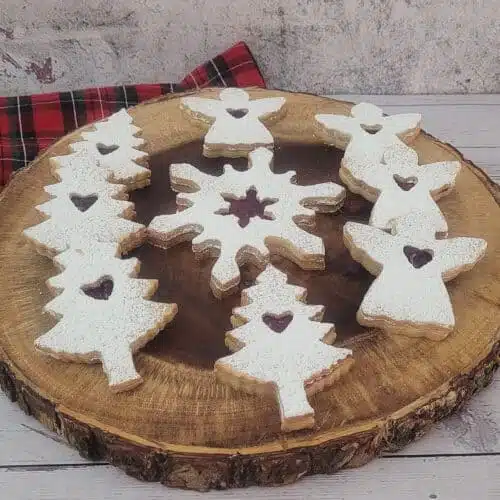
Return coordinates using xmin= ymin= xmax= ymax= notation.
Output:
xmin=382 ymin=113 xmax=422 ymax=136
xmin=418 ymin=161 xmax=461 ymax=198
xmin=436 ymin=237 xmax=487 ymax=281
xmin=342 ymin=156 xmax=389 ymax=193
xmin=181 ymin=97 xmax=223 ymax=119
xmin=343 ymin=222 xmax=398 ymax=275
xmin=248 ymin=97 xmax=286 ymax=118
xmin=315 ymin=114 xmax=359 ymax=137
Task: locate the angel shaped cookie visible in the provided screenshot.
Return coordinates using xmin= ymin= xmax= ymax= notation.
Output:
xmin=315 ymin=102 xmax=421 ymax=163
xmin=343 ymin=212 xmax=487 ymax=340
xmin=340 ymin=143 xmax=461 ymax=234
xmin=215 ymin=265 xmax=353 ymax=432
xmin=181 ymin=88 xmax=286 ymax=157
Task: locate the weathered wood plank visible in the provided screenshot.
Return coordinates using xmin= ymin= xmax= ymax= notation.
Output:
xmin=2 ymin=371 xmax=500 ymax=465
xmin=329 ymin=95 xmax=500 ymax=147
xmin=0 ymin=394 xmax=94 ymax=465
xmin=1 ymin=456 xmax=499 ymax=499
xmin=333 ymin=94 xmax=500 ymax=106
xmin=453 ymin=147 xmax=499 ymax=182
xmin=386 ymin=371 xmax=500 ymax=455
xmin=384 ymin=105 xmax=497 ymax=148
xmin=459 ymin=147 xmax=500 ymax=172
xmin=484 ymin=167 xmax=499 ymax=183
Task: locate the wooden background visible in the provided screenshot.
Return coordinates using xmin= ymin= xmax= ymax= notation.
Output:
xmin=1 ymin=94 xmax=499 ymax=499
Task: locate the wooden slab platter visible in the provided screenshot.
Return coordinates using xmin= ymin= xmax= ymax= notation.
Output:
xmin=0 ymin=89 xmax=499 ymax=491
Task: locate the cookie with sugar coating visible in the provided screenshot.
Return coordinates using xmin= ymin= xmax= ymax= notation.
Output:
xmin=315 ymin=101 xmax=421 ymax=163
xmin=339 ymin=142 xmax=461 ymax=235
xmin=148 ymin=147 xmax=345 ymax=298
xmin=215 ymin=264 xmax=353 ymax=432
xmin=37 ymin=243 xmax=177 ymax=393
xmin=181 ymin=88 xmax=286 ymax=158
xmin=66 ymin=108 xmax=150 ymax=191
xmin=343 ymin=212 xmax=487 ymax=340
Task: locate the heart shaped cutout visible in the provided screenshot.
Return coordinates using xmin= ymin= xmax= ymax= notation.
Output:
xmin=226 ymin=108 xmax=249 ymax=119
xmin=262 ymin=313 xmax=293 ymax=333
xmin=360 ymin=123 xmax=382 ymax=135
xmin=70 ymin=194 xmax=98 ymax=212
xmin=81 ymin=277 xmax=114 ymax=300
xmin=393 ymin=174 xmax=418 ymax=191
xmin=403 ymin=245 xmax=434 ymax=269
xmin=96 ymin=143 xmax=119 ymax=155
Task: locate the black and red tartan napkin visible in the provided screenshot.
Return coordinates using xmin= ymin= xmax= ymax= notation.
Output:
xmin=0 ymin=41 xmax=266 ymax=186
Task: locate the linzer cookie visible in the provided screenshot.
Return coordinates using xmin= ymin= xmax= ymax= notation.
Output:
xmin=315 ymin=102 xmax=421 ymax=163
xmin=343 ymin=212 xmax=487 ymax=340
xmin=215 ymin=265 xmax=353 ymax=432
xmin=62 ymin=108 xmax=150 ymax=190
xmin=2 ymin=88 xmax=498 ymax=488
xmin=38 ymin=243 xmax=177 ymax=393
xmin=24 ymin=109 xmax=148 ymax=257
xmin=181 ymin=88 xmax=286 ymax=157
xmin=148 ymin=147 xmax=345 ymax=298
xmin=23 ymin=158 xmax=145 ymax=258
xmin=340 ymin=142 xmax=461 ymax=234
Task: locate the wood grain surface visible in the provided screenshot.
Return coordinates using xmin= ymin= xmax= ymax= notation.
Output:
xmin=0 ymin=91 xmax=498 ymax=496
xmin=2 ymin=455 xmax=500 ymax=500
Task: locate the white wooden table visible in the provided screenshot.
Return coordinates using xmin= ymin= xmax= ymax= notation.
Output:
xmin=1 ymin=94 xmax=499 ymax=499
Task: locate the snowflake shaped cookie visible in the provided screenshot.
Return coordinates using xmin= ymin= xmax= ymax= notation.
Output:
xmin=343 ymin=212 xmax=487 ymax=340
xmin=215 ymin=265 xmax=353 ymax=432
xmin=148 ymin=147 xmax=345 ymax=297
xmin=315 ymin=102 xmax=421 ymax=163
xmin=340 ymin=142 xmax=461 ymax=234
xmin=38 ymin=244 xmax=177 ymax=392
xmin=181 ymin=88 xmax=286 ymax=157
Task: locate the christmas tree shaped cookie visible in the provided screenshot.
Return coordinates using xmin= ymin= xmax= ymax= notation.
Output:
xmin=148 ymin=147 xmax=345 ymax=297
xmin=38 ymin=244 xmax=177 ymax=392
xmin=315 ymin=102 xmax=421 ymax=163
xmin=340 ymin=143 xmax=461 ymax=234
xmin=181 ymin=88 xmax=286 ymax=157
xmin=215 ymin=265 xmax=354 ymax=432
xmin=23 ymin=158 xmax=145 ymax=257
xmin=61 ymin=108 xmax=150 ymax=190
xmin=343 ymin=212 xmax=487 ymax=340
xmin=25 ymin=108 xmax=149 ymax=257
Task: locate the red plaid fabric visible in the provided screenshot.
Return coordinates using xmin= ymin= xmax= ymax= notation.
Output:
xmin=0 ymin=41 xmax=265 ymax=186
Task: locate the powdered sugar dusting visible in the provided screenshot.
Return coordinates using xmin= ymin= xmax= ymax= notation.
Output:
xmin=181 ymin=88 xmax=286 ymax=156
xmin=343 ymin=212 xmax=487 ymax=336
xmin=148 ymin=147 xmax=345 ymax=296
xmin=38 ymin=244 xmax=177 ymax=391
xmin=81 ymin=108 xmax=145 ymax=148
xmin=24 ymin=195 xmax=143 ymax=256
xmin=67 ymin=108 xmax=149 ymax=187
xmin=315 ymin=102 xmax=421 ymax=162
xmin=24 ymin=109 xmax=148 ymax=256
xmin=24 ymin=109 xmax=178 ymax=392
xmin=233 ymin=265 xmax=325 ymax=325
xmin=215 ymin=265 xmax=352 ymax=431
xmin=341 ymin=142 xmax=461 ymax=234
